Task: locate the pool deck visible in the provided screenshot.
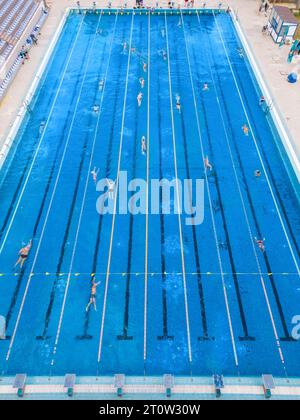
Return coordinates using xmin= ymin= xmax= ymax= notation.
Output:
xmin=0 ymin=0 xmax=299 ymax=166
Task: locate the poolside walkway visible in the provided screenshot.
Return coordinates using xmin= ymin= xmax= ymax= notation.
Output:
xmin=0 ymin=0 xmax=299 ymax=161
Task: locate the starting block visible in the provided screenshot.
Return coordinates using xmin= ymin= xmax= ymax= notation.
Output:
xmin=0 ymin=316 xmax=5 ymax=339
xmin=163 ymin=374 xmax=174 ymax=398
xmin=64 ymin=374 xmax=76 ymax=397
xmin=114 ymin=374 xmax=125 ymax=397
xmin=213 ymin=374 xmax=224 ymax=398
xmin=262 ymin=375 xmax=275 ymax=399
xmin=13 ymin=374 xmax=27 ymax=397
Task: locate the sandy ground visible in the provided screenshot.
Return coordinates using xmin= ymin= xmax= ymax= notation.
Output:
xmin=0 ymin=0 xmax=299 ymax=161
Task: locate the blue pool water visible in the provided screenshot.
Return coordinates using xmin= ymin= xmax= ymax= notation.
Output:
xmin=0 ymin=9 xmax=299 ymax=379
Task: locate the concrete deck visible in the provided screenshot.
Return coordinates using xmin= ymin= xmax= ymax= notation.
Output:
xmin=0 ymin=0 xmax=299 ymax=165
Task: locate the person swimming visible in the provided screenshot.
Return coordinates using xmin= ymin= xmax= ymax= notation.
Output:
xmin=137 ymin=92 xmax=143 ymax=107
xmin=86 ymin=279 xmax=101 ymax=312
xmin=203 ymin=82 xmax=209 ymax=91
xmin=204 ymin=156 xmax=213 ymax=171
xmin=141 ymin=136 xmax=147 ymax=155
xmin=175 ymin=94 xmax=181 ymax=113
xmin=143 ymin=62 xmax=147 ymax=73
xmin=91 ymin=167 xmax=99 ymax=185
xmin=255 ymin=237 xmax=266 ymax=253
xmin=122 ymin=41 xmax=127 ymax=53
xmin=242 ymin=124 xmax=249 ymax=136
xmin=139 ymin=77 xmax=145 ymax=89
xmin=15 ymin=240 xmax=32 ymax=269
xmin=237 ymin=47 xmax=244 ymax=58
xmin=107 ymin=178 xmax=115 ymax=199
xmin=93 ymin=105 xmax=100 ymax=113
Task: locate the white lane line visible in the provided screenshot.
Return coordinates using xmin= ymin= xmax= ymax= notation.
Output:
xmin=180 ymin=11 xmax=238 ymax=368
xmin=143 ymin=11 xmax=151 ymax=362
xmin=213 ymin=12 xmax=300 ymax=277
xmin=164 ymin=12 xmax=192 ymax=364
xmin=196 ymin=11 xmax=286 ymax=368
xmin=5 ymin=13 xmax=104 ymax=362
xmin=50 ymin=13 xmax=119 ymax=366
xmin=0 ymin=14 xmax=86 ymax=256
xmin=97 ymin=13 xmax=135 ymax=363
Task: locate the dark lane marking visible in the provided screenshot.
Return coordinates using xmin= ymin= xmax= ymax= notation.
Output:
xmin=189 ymin=21 xmax=254 ymax=341
xmin=173 ymin=27 xmax=213 ymax=341
xmin=205 ymin=19 xmax=293 ymax=341
xmin=77 ymin=27 xmax=126 ymax=341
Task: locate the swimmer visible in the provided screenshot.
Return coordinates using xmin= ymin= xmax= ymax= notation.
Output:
xmin=99 ymin=80 xmax=104 ymax=91
xmin=238 ymin=48 xmax=244 ymax=58
xmin=137 ymin=92 xmax=143 ymax=107
xmin=242 ymin=124 xmax=249 ymax=136
xmin=91 ymin=167 xmax=99 ymax=185
xmin=93 ymin=105 xmax=100 ymax=113
xmin=139 ymin=77 xmax=145 ymax=89
xmin=122 ymin=41 xmax=127 ymax=53
xmin=204 ymin=156 xmax=213 ymax=171
xmin=161 ymin=28 xmax=165 ymax=38
xmin=107 ymin=178 xmax=115 ymax=199
xmin=175 ymin=94 xmax=181 ymax=113
xmin=39 ymin=121 xmax=46 ymax=135
xmin=259 ymin=96 xmax=266 ymax=106
xmin=15 ymin=240 xmax=32 ymax=269
xmin=255 ymin=237 xmax=266 ymax=253
xmin=254 ymin=169 xmax=261 ymax=177
xmin=86 ymin=279 xmax=101 ymax=312
xmin=203 ymin=82 xmax=209 ymax=91
xmin=143 ymin=62 xmax=147 ymax=73
xmin=141 ymin=136 xmax=147 ymax=155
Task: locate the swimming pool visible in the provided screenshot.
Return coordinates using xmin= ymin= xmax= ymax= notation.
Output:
xmin=0 ymin=8 xmax=299 ymax=382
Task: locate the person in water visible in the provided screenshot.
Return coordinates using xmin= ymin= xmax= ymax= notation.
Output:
xmin=175 ymin=94 xmax=181 ymax=113
xmin=254 ymin=169 xmax=261 ymax=177
xmin=99 ymin=80 xmax=104 ymax=91
xmin=15 ymin=240 xmax=32 ymax=269
xmin=107 ymin=178 xmax=115 ymax=199
xmin=139 ymin=77 xmax=145 ymax=89
xmin=86 ymin=279 xmax=101 ymax=312
xmin=203 ymin=82 xmax=209 ymax=91
xmin=137 ymin=92 xmax=143 ymax=107
xmin=143 ymin=62 xmax=147 ymax=73
xmin=204 ymin=156 xmax=213 ymax=171
xmin=255 ymin=237 xmax=266 ymax=253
